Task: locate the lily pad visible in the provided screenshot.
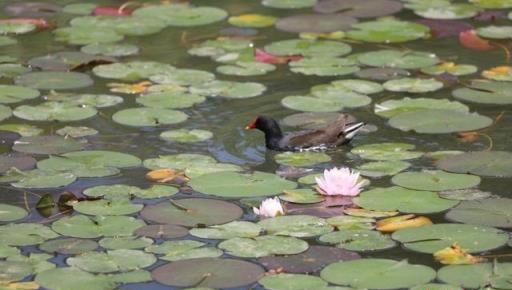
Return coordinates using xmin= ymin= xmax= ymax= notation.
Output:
xmin=314 ymin=0 xmax=403 ymax=17
xmin=280 ymin=189 xmax=325 ymax=204
xmin=436 ymin=151 xmax=512 ymax=177
xmin=289 ymin=57 xmax=360 ymax=76
xmin=415 ymin=4 xmax=481 ymax=19
xmin=46 ymin=93 xmax=123 ymax=108
xmin=391 ymin=170 xmax=481 ymax=191
xmin=189 ymin=221 xmax=262 ymax=239
xmin=355 ymin=67 xmax=410 ymax=81
xmin=351 ymin=142 xmax=423 ymax=161
xmin=152 ymin=258 xmax=264 ymax=288
xmin=5 ymin=2 xmax=61 ymax=17
xmin=356 ymin=160 xmax=411 ymax=177
xmin=56 ymin=126 xmax=98 ymax=138
xmin=281 ymin=112 xmax=351 ymax=129
xmin=39 ymin=238 xmax=98 ymax=255
xmin=99 ymin=236 xmax=153 ymax=250
xmin=0 ymin=204 xmax=27 ymax=222
xmin=0 ymin=22 xmax=36 ymax=34
xmin=0 ymin=223 xmax=58 ymax=246
xmin=160 ymin=129 xmax=213 ymax=143
xmin=217 ymin=61 xmax=276 ymax=76
xmin=72 ymin=199 xmax=143 ymax=216
xmin=0 ymin=85 xmax=39 ymax=104
xmin=1 ymin=168 xmax=76 ymax=189
xmin=112 ymin=107 xmax=188 ymax=127
xmin=219 ymin=235 xmax=308 ymax=258
xmin=81 ymin=43 xmax=139 ymax=57
xmin=258 ymin=215 xmax=333 ymax=237
xmin=375 ymin=97 xmax=469 ymax=118
xmin=189 ymin=171 xmax=297 ymax=198
xmin=262 ymin=0 xmax=317 ymax=9
xmin=264 ymin=39 xmax=351 ymax=57
xmin=319 ymin=230 xmax=397 ymax=251
xmin=275 ymin=151 xmax=331 ymax=167
xmin=347 ymin=19 xmax=430 ymax=43
xmin=410 ymin=283 xmax=462 ymax=290
xmin=282 ymin=92 xmax=370 ymax=112
xmin=133 ymin=5 xmax=227 ymax=27
xmin=15 ymin=72 xmax=93 ymax=90
xmin=140 ymin=198 xmax=243 ymax=227
xmin=0 ymin=152 xmax=37 ymax=173
xmin=389 ymin=109 xmax=493 ymax=134
xmin=354 ymin=186 xmax=459 ymax=214
xmin=438 ymin=262 xmax=512 ymax=289
xmin=439 ymin=188 xmax=492 ymax=200
xmin=452 ymin=80 xmax=512 ymax=104
xmin=445 ymin=198 xmax=512 ymax=228
xmin=229 ymin=14 xmax=277 ymax=28
xmin=35 ymin=267 xmax=117 ymax=290
xmin=14 ymin=102 xmax=97 ymax=121
xmin=135 ymin=224 xmax=188 ymax=239
xmin=383 ymin=78 xmax=443 ymax=93
xmin=393 ymin=223 xmax=509 ymax=253
xmin=421 ymin=63 xmax=478 ymax=75
xmin=258 ymin=245 xmax=360 ymax=274
xmin=136 ymin=92 xmax=205 ymax=109
xmin=12 ymin=136 xmax=85 ymax=155
xmin=83 ymin=184 xmax=177 ymax=200
xmin=67 ymin=249 xmax=156 ymax=273
xmin=52 ymin=215 xmax=145 ymax=238
xmin=93 ymin=61 xmax=175 ymax=81
xmin=28 ymin=51 xmax=116 ymax=72
xmin=259 ymin=273 xmax=328 ymax=290
xmin=320 ymin=259 xmax=436 ymax=289
xmin=54 ymin=26 xmax=123 ymax=45
xmin=275 ymin=14 xmax=357 ymax=33
xmin=190 ymin=80 xmax=266 ymax=98
xmin=146 ymin=240 xmax=222 ymax=261
xmin=0 ymin=260 xmax=33 ymax=283
xmin=0 ymin=104 xmax=11 ymax=121
xmin=150 ymin=69 xmax=215 ymax=86
xmin=357 ymin=49 xmax=439 ymax=69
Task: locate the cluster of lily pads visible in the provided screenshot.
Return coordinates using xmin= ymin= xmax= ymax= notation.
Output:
xmin=1 ymin=0 xmax=512 ymax=289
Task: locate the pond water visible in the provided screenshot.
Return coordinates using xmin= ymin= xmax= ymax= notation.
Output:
xmin=0 ymin=0 xmax=512 ymax=290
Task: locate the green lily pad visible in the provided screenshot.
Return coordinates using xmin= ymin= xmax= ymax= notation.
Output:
xmin=258 ymin=215 xmax=333 ymax=237
xmin=0 ymin=104 xmax=11 ymax=121
xmin=351 ymin=142 xmax=423 ymax=161
xmin=189 ymin=171 xmax=297 ymax=198
xmin=112 ymin=107 xmax=188 ymax=127
xmin=39 ymin=238 xmax=98 ymax=255
xmin=275 ymin=151 xmax=331 ymax=167
xmin=0 ymin=204 xmax=27 ymax=222
xmin=320 ymin=259 xmax=436 ymax=289
xmin=391 ymin=170 xmax=481 ymax=191
xmin=439 ymin=188 xmax=492 ymax=200
xmin=136 ymin=92 xmax=205 ymax=109
xmin=275 ymin=14 xmax=357 ymax=33
xmin=475 ymin=0 xmax=512 ymax=8
xmin=83 ymin=184 xmax=177 ymax=200
xmin=0 ymin=124 xmax=42 ymax=136
xmin=28 ymin=51 xmax=116 ymax=72
xmin=35 ymin=267 xmax=118 ymax=290
xmin=52 ymin=215 xmax=145 ymax=238
xmin=1 ymin=169 xmax=77 ymax=189
xmin=356 ymin=160 xmax=411 ymax=177
xmin=14 ymin=102 xmax=97 ymax=121
xmin=140 ymin=198 xmax=243 ymax=227
xmin=160 ymin=129 xmax=213 ymax=143
xmin=313 ymin=79 xmax=384 ymax=95
xmin=217 ymin=61 xmax=276 ymax=76
xmin=347 ymin=19 xmax=430 ymax=43
xmin=0 ymin=260 xmax=33 ymax=283
xmin=0 ymin=223 xmax=58 ymax=246
xmin=219 ymin=235 xmax=308 ymax=258
xmin=410 ymin=283 xmax=462 ymax=290
xmin=99 ymin=236 xmax=153 ymax=250
xmin=152 ymin=258 xmax=264 ymax=288
xmin=146 ymin=240 xmax=222 ymax=261
xmin=63 ymin=3 xmax=97 ymax=15
xmin=81 ymin=43 xmax=139 ymax=57
xmin=389 ymin=109 xmax=493 ymax=134
xmin=93 ymin=61 xmax=175 ymax=81
xmin=56 ymin=126 xmax=98 ymax=138
xmin=149 ymin=69 xmax=215 ymax=86
xmin=436 ymin=151 xmax=512 ymax=177
xmin=72 ymin=199 xmax=143 ymax=216
xmin=357 ymin=49 xmax=439 ymax=69
xmin=12 ymin=136 xmax=85 ymax=155
xmin=319 ymin=230 xmax=396 ymax=252
xmin=0 ymin=63 xmax=31 ymax=78
xmin=314 ymin=0 xmax=403 ymax=17
xmin=67 ymin=249 xmax=156 ymax=273
xmin=189 ymin=221 xmax=262 ymax=239
xmin=0 ymin=35 xmax=17 ymax=46
xmin=383 ymin=78 xmax=443 ymax=93
xmin=259 ymin=273 xmax=328 ymax=290
xmin=54 ymin=26 xmax=123 ymax=45
xmin=414 ymin=4 xmax=481 ymax=19
xmin=445 ymin=198 xmax=512 ymax=228
xmin=47 ymin=93 xmax=123 ymax=108
xmin=262 ymin=0 xmax=317 ymax=9
xmin=0 ymin=23 xmax=36 ymax=34
xmin=264 ymin=39 xmax=351 ymax=57
xmin=375 ymin=97 xmax=469 ymax=118
xmin=15 ymin=72 xmax=93 ymax=90
xmin=392 ymin=223 xmax=508 ymax=253
xmin=438 ymin=262 xmax=512 ymax=289
xmin=229 ymin=14 xmax=277 ymax=28
xmin=327 ymin=215 xmax=375 ymax=230
xmin=421 ymin=63 xmax=478 ymax=76
xmin=354 ymin=186 xmax=459 ymax=214
xmin=289 ymin=57 xmax=360 ymax=76
xmin=282 ymin=92 xmax=370 ymax=112
xmin=70 ymin=16 xmax=165 ymax=37
xmin=190 ymin=80 xmax=266 ymax=98
xmin=280 ymin=188 xmax=325 ymax=204
xmin=452 ymin=80 xmax=512 ymax=104
xmin=143 ymin=153 xmax=241 ymax=178
xmin=0 ymin=85 xmax=39 ymax=104
xmin=135 ymin=224 xmax=188 ymax=239
xmin=133 ymin=5 xmax=227 ymax=27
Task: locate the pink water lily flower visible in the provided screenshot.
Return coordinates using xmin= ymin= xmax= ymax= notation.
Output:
xmin=315 ymin=167 xmax=364 ymax=196
xmin=253 ymin=197 xmax=284 ymax=218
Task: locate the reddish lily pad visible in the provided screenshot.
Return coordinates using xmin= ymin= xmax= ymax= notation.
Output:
xmin=0 ymin=152 xmax=36 ymax=173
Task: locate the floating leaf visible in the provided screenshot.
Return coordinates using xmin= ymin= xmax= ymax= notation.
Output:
xmin=0 ymin=85 xmax=39 ymax=104
xmin=189 ymin=221 xmax=262 ymax=239
xmin=280 ymin=189 xmax=325 ymax=204
xmin=438 ymin=262 xmax=512 ymax=289
xmin=81 ymin=43 xmax=138 ymax=57
xmin=39 ymin=238 xmax=98 ymax=255
xmin=314 ymin=0 xmax=403 ymax=17
xmin=15 ymin=72 xmax=93 ymax=90
xmin=375 ymin=97 xmax=469 ymax=118
xmin=356 ymin=160 xmax=411 ymax=177
xmin=133 ymin=5 xmax=227 ymax=27
xmin=152 ymin=258 xmax=264 ymax=288
xmin=52 ymin=215 xmax=145 ymax=238
xmin=319 ymin=229 xmax=396 ymax=251
xmin=160 ymin=129 xmax=213 ymax=143
xmin=1 ymin=169 xmax=77 ymax=189
xmin=93 ymin=61 xmax=175 ymax=81
xmin=140 ymin=198 xmax=243 ymax=227
xmin=217 ymin=61 xmax=276 ymax=76
xmin=351 ymin=142 xmax=423 ymax=161
xmin=453 ymin=80 xmax=512 ymax=104
xmin=112 ymin=107 xmax=188 ymax=127
xmin=392 ymin=223 xmax=508 ymax=253
xmin=414 ymin=4 xmax=481 ymax=19
xmin=258 ymin=215 xmax=333 ymax=237
xmin=376 ymin=214 xmax=433 ymax=232
xmin=56 ymin=126 xmax=98 ymax=138
xmin=383 ymin=77 xmax=443 ymax=93
xmin=13 ymin=136 xmax=85 ymax=155
xmin=0 ymin=152 xmax=36 ymax=173
xmin=434 ymin=243 xmax=486 ymax=265
xmin=347 ymin=19 xmax=430 ymax=43
xmin=35 ymin=267 xmax=115 ymax=290
xmin=219 ymin=235 xmax=308 ymax=257
xmin=354 ymin=186 xmax=459 ymax=214
xmin=259 ymin=273 xmax=327 ymax=290
xmin=275 ymin=151 xmax=331 ymax=167
xmin=436 ymin=151 xmax=512 ymax=177
xmin=289 ymin=57 xmax=360 ymax=76
xmin=229 ymin=14 xmax=277 ymax=28
xmin=275 ymin=14 xmax=357 ymax=33
xmin=445 ymin=198 xmax=512 ymax=228
xmin=391 ymin=170 xmax=481 ymax=191
xmin=321 ymin=259 xmax=436 ymax=289
xmin=357 ymin=50 xmax=439 ymax=69
xmin=262 ymin=0 xmax=317 ymax=9
xmin=190 ymin=80 xmax=266 ymax=98
xmin=264 ymin=39 xmax=351 ymax=57
xmin=0 ymin=204 xmax=27 ymax=222
xmin=54 ymin=26 xmax=123 ymax=45
xmin=146 ymin=240 xmax=221 ymax=261
xmin=135 ymin=224 xmax=188 ymax=239
xmin=67 ymin=249 xmax=156 ymax=273
xmin=72 ymin=199 xmax=143 ymax=216
xmin=14 ymin=102 xmax=97 ymax=122
xmin=0 ymin=223 xmax=58 ymax=246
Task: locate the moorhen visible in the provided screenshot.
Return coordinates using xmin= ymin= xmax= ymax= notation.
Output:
xmin=245 ymin=114 xmax=365 ymax=151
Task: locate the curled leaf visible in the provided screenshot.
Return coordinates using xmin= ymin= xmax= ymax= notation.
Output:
xmin=107 ymin=81 xmax=152 ymax=94
xmin=434 ymin=243 xmax=486 ymax=264
xmin=376 ymin=214 xmax=433 ymax=232
xmin=145 ymin=168 xmax=189 ymax=183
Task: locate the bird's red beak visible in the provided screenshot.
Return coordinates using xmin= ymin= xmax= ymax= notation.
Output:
xmin=245 ymin=119 xmax=257 ymax=130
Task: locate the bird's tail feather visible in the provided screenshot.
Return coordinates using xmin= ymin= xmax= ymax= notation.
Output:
xmin=342 ymin=122 xmax=365 ymax=140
